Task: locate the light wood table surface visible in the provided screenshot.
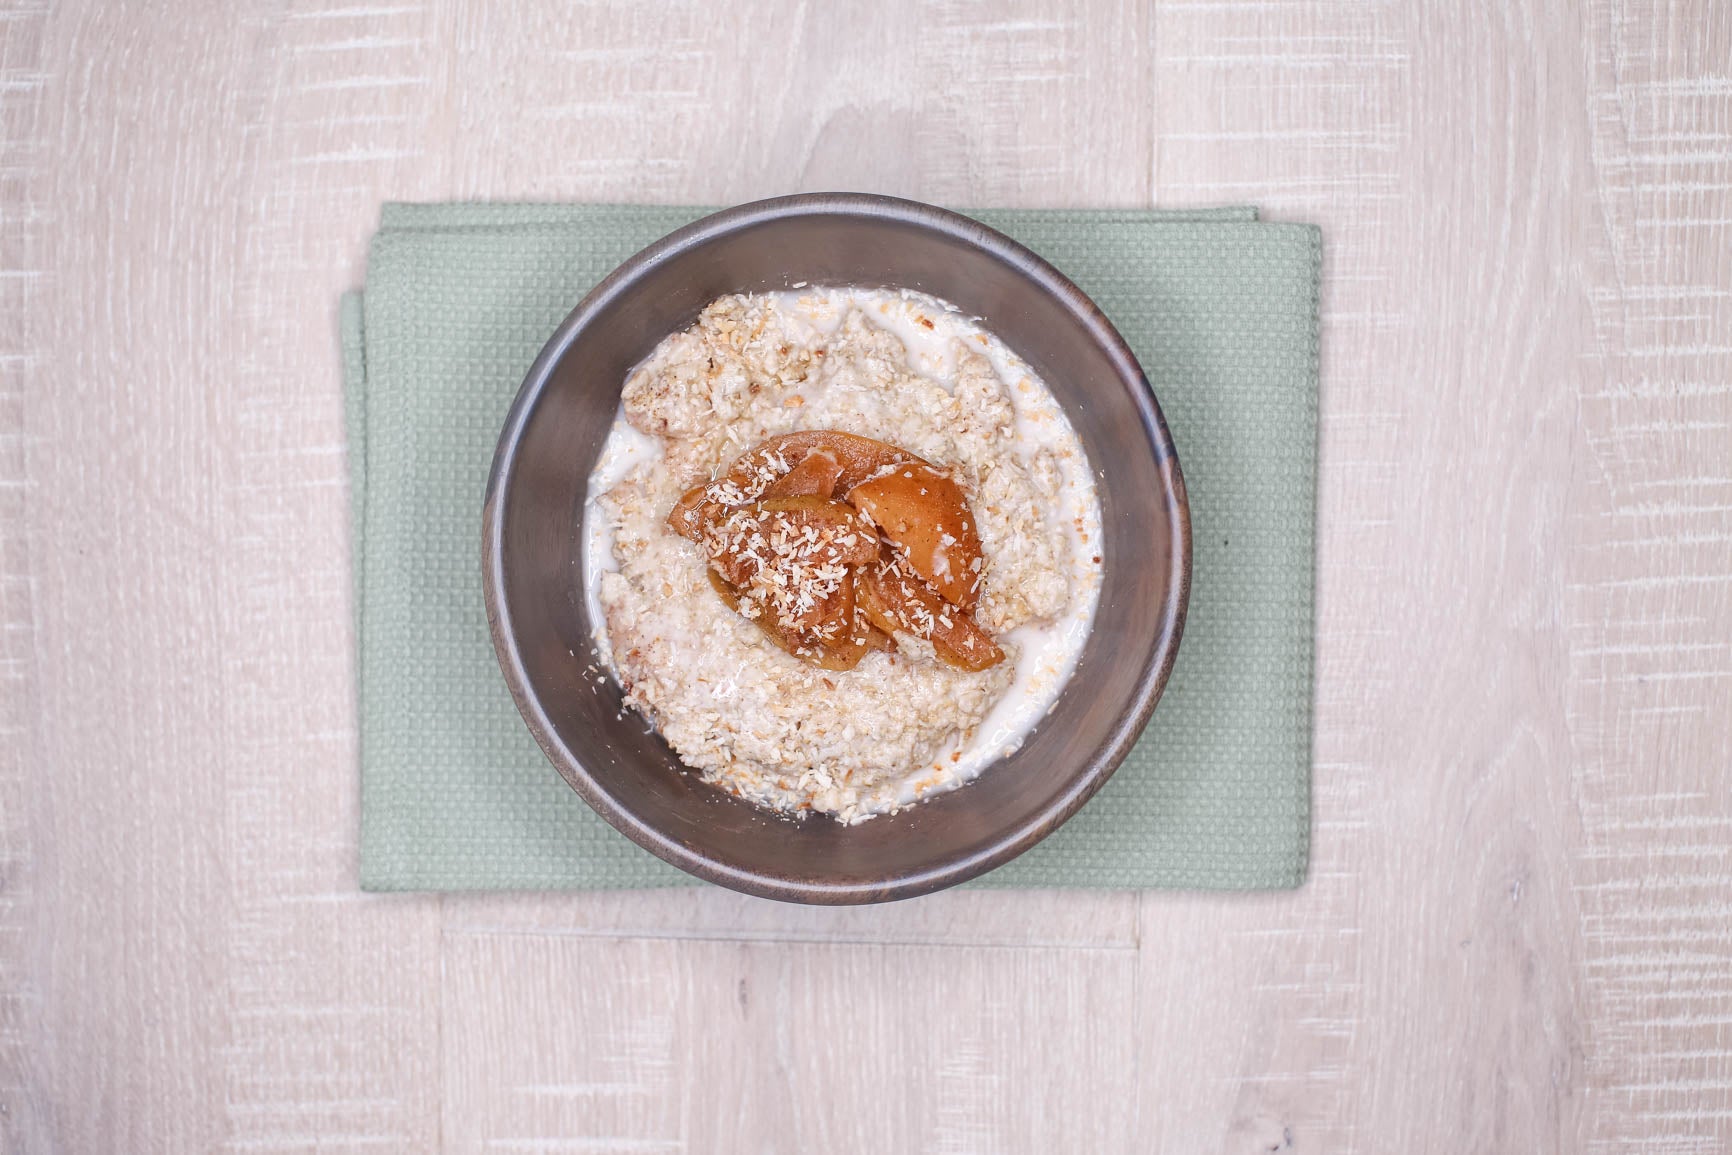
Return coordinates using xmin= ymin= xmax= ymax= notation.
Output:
xmin=4 ymin=2 xmax=1729 ymax=1151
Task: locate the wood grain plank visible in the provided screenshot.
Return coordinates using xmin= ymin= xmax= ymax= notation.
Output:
xmin=18 ymin=2 xmax=276 ymax=1147
xmin=1133 ymin=1 xmax=1732 ymax=1151
xmin=444 ymin=0 xmax=1152 ymax=207
xmin=442 ymin=930 xmax=1138 ymax=1153
xmin=0 ymin=2 xmax=51 ymax=1149
xmin=9 ymin=0 xmax=456 ymax=1151
xmin=215 ymin=1 xmax=462 ymax=1152
xmin=1571 ymin=4 xmax=1732 ymax=1151
xmin=1138 ymin=3 xmax=1409 ymax=1146
xmin=4 ymin=0 xmax=1730 ymax=1151
xmin=442 ymin=888 xmax=1140 ymax=949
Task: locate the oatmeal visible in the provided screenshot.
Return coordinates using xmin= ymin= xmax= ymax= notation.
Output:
xmin=583 ymin=288 xmax=1103 ymax=823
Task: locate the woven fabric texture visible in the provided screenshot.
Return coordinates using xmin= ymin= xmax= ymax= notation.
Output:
xmin=345 ymin=203 xmax=1319 ymax=891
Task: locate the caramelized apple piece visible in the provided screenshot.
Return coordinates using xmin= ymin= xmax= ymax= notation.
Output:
xmin=702 ymin=497 xmax=878 ymax=641
xmin=855 ymin=569 xmax=902 ymax=638
xmin=761 ymin=562 xmax=856 ymax=644
xmin=703 ymin=496 xmax=878 ymax=583
xmin=824 ymin=577 xmax=899 ymax=668
xmin=671 ymin=432 xmax=919 ymax=541
xmin=707 ymin=567 xmax=742 ymax=610
xmin=861 ymin=622 xmax=898 ymax=653
xmin=806 ymin=573 xmax=866 ymax=669
xmin=859 ymin=555 xmax=1004 ymax=671
xmin=668 ymin=482 xmax=720 ymax=540
xmin=847 ymin=464 xmax=983 ymax=608
xmin=761 ymin=448 xmax=842 ymax=499
xmin=712 ymin=566 xmax=873 ymax=670
xmin=845 ymin=578 xmax=894 ymax=652
xmin=810 ymin=579 xmax=905 ymax=671
xmin=683 ymin=431 xmax=1000 ymax=676
xmin=710 ymin=569 xmax=813 ymax=657
xmin=813 ymin=566 xmax=858 ymax=645
xmin=724 ymin=431 xmax=920 ymax=496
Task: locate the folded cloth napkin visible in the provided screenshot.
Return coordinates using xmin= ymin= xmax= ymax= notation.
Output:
xmin=346 ymin=202 xmax=1319 ymax=891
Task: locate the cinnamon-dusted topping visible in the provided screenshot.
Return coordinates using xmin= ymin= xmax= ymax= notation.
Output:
xmin=677 ymin=432 xmax=1004 ymax=671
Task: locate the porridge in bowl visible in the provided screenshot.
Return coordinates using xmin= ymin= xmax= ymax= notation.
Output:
xmin=584 ymin=288 xmax=1102 ymax=823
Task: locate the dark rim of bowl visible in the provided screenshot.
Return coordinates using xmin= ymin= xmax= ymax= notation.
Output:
xmin=482 ymin=192 xmax=1192 ymax=904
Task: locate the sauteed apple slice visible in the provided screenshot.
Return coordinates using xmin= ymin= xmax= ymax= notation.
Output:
xmin=846 ymin=463 xmax=983 ymax=609
xmin=668 ymin=431 xmax=919 ymax=540
xmin=675 ymin=431 xmax=1000 ymax=673
xmin=701 ymin=496 xmax=878 ymax=585
xmin=700 ymin=495 xmax=879 ymax=662
xmin=727 ymin=431 xmax=918 ymax=495
xmin=711 ymin=569 xmax=886 ymax=672
xmin=760 ymin=447 xmax=843 ymax=499
xmin=667 ymin=481 xmax=721 ymax=539
xmin=858 ymin=553 xmax=1004 ymax=672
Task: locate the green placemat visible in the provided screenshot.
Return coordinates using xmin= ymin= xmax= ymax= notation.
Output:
xmin=346 ymin=202 xmax=1318 ymax=891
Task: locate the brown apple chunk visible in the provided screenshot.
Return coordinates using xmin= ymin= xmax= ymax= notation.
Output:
xmin=667 ymin=481 xmax=720 ymax=540
xmin=676 ymin=430 xmax=1001 ymax=674
xmin=846 ymin=464 xmax=984 ymax=608
xmin=712 ymin=568 xmax=878 ymax=671
xmin=858 ymin=554 xmax=1005 ymax=672
xmin=760 ymin=447 xmax=843 ymax=499
xmin=701 ymin=497 xmax=877 ymax=587
xmin=669 ymin=432 xmax=914 ymax=540
xmin=700 ymin=496 xmax=880 ymax=651
xmin=725 ymin=431 xmax=921 ymax=496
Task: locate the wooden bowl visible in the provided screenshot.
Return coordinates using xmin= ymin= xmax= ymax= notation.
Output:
xmin=483 ymin=194 xmax=1190 ymax=904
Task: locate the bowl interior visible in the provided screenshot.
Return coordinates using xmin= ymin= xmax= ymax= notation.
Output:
xmin=486 ymin=200 xmax=1187 ymax=902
